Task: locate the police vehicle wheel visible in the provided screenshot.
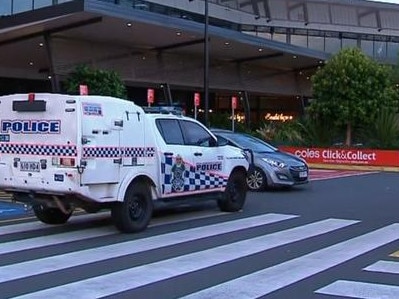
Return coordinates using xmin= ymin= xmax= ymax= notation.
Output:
xmin=32 ymin=204 xmax=73 ymax=224
xmin=246 ymin=167 xmax=267 ymax=191
xmin=112 ymin=182 xmax=153 ymax=233
xmin=218 ymin=170 xmax=247 ymax=212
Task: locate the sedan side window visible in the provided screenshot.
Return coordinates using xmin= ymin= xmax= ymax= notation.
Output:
xmin=156 ymin=119 xmax=184 ymax=145
xmin=180 ymin=120 xmax=216 ymax=147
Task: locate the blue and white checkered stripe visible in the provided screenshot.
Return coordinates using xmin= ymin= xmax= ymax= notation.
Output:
xmin=161 ymin=155 xmax=228 ymax=194
xmin=0 ymin=143 xmax=77 ymax=156
xmin=124 ymin=147 xmax=155 ymax=158
xmin=83 ymin=147 xmax=156 ymax=158
xmin=83 ymin=147 xmax=120 ymax=158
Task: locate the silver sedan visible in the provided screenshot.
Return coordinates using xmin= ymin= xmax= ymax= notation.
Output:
xmin=212 ymin=129 xmax=309 ymax=191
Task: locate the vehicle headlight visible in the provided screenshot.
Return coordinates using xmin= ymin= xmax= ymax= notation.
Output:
xmin=262 ymin=158 xmax=286 ymax=168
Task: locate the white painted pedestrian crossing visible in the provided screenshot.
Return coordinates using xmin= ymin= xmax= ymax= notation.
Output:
xmin=315 ymin=280 xmax=399 ymax=298
xmin=364 ymin=260 xmax=399 ymax=274
xmin=0 ymin=226 xmax=117 ymax=255
xmin=13 ymin=218 xmax=357 ymax=299
xmin=0 ymin=213 xmax=296 ymax=283
xmin=0 ymin=213 xmax=398 ymax=299
xmin=0 ymin=212 xmax=110 ymax=236
xmin=183 ymin=223 xmax=399 ymax=298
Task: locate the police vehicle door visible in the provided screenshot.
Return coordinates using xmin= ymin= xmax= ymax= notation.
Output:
xmin=80 ymin=102 xmax=121 ymax=184
xmin=155 ymin=118 xmax=196 ymax=196
xmin=179 ymin=120 xmax=227 ymax=193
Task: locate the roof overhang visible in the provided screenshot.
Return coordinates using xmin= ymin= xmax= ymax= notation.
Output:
xmin=0 ymin=0 xmax=329 ymax=81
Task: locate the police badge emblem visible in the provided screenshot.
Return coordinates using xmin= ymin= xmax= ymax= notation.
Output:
xmin=171 ymin=154 xmax=186 ymax=192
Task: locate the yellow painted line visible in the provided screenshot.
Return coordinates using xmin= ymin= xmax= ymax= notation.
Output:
xmin=390 ymin=250 xmax=399 ymax=258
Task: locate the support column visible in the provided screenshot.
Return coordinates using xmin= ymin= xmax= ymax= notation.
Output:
xmin=44 ymin=33 xmax=60 ymax=93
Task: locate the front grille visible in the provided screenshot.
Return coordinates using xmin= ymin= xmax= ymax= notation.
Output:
xmin=289 ymin=165 xmax=308 ymax=182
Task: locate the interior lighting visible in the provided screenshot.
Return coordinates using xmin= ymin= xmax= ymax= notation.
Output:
xmin=176 ymin=31 xmax=182 ymax=36
xmin=293 ymin=55 xmax=297 ymax=59
xmin=39 ymin=43 xmax=44 ymax=47
xmin=126 ymin=22 xmax=132 ymax=27
xmin=258 ymin=48 xmax=263 ymax=52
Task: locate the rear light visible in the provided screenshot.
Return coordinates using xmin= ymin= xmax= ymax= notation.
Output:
xmin=52 ymin=157 xmax=75 ymax=167
xmin=60 ymin=158 xmax=75 ymax=167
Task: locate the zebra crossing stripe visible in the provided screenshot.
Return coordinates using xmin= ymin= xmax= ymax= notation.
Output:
xmin=13 ymin=218 xmax=357 ymax=299
xmin=364 ymin=260 xmax=399 ymax=274
xmin=184 ymin=223 xmax=399 ymax=299
xmin=0 ymin=212 xmax=110 ymax=236
xmin=315 ymin=280 xmax=399 ymax=298
xmin=0 ymin=226 xmax=117 ymax=255
xmin=0 ymin=213 xmax=297 ymax=283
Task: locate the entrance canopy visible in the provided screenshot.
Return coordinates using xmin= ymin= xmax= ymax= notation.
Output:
xmin=0 ymin=0 xmax=329 ymax=94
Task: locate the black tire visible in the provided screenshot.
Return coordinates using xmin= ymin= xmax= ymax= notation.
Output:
xmin=112 ymin=182 xmax=153 ymax=233
xmin=218 ymin=170 xmax=247 ymax=212
xmin=32 ymin=204 xmax=73 ymax=224
xmin=246 ymin=166 xmax=267 ymax=191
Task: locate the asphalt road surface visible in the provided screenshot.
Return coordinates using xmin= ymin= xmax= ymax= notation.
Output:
xmin=0 ymin=170 xmax=399 ymax=298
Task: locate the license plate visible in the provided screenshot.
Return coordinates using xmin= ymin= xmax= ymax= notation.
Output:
xmin=299 ymin=171 xmax=307 ymax=178
xmin=20 ymin=161 xmax=40 ymax=172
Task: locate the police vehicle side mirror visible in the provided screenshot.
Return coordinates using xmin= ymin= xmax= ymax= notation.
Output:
xmin=217 ymin=137 xmax=228 ymax=146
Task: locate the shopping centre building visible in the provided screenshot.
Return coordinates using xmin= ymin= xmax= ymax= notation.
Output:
xmin=1 ymin=0 xmax=399 ymax=126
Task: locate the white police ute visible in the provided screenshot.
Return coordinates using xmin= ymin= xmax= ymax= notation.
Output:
xmin=0 ymin=93 xmax=249 ymax=232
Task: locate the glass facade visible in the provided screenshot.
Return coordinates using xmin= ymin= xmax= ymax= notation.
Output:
xmin=0 ymin=0 xmax=73 ymax=16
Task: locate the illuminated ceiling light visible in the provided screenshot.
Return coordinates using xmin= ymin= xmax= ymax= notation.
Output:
xmin=306 ymin=76 xmax=310 ymax=80
xmin=224 ymin=42 xmax=230 ymax=46
xmin=48 ymin=75 xmax=52 ymax=79
xmin=293 ymin=55 xmax=297 ymax=59
xmin=258 ymin=48 xmax=263 ymax=52
xmin=126 ymin=22 xmax=132 ymax=27
xmin=29 ymin=61 xmax=34 ymax=66
xmin=39 ymin=43 xmax=44 ymax=47
xmin=176 ymin=31 xmax=182 ymax=36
